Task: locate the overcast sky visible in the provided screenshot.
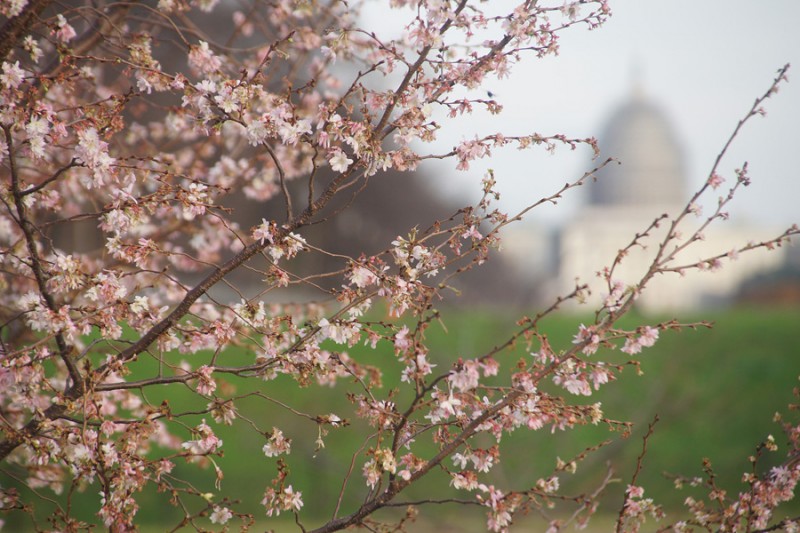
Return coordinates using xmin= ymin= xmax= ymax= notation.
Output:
xmin=364 ymin=1 xmax=800 ymax=230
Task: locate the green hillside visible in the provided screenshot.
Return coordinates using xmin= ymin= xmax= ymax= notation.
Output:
xmin=3 ymin=306 xmax=799 ymax=531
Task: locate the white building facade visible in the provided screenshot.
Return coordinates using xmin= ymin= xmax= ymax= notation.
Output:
xmin=556 ymin=90 xmax=786 ymax=312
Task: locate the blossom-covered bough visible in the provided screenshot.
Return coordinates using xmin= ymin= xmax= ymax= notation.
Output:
xmin=0 ymin=1 xmax=798 ymax=531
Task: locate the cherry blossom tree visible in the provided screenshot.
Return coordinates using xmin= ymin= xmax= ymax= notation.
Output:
xmin=0 ymin=1 xmax=798 ymax=532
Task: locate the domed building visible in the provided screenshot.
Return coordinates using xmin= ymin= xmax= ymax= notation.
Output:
xmin=555 ymin=87 xmax=786 ymax=311
xmin=587 ymin=88 xmax=686 ymax=208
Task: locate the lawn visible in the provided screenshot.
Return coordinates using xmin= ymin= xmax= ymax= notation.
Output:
xmin=3 ymin=306 xmax=800 ymax=531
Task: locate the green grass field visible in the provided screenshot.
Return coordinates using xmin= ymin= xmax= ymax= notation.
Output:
xmin=3 ymin=306 xmax=800 ymax=531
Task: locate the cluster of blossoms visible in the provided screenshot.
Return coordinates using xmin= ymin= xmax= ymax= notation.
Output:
xmin=663 ymin=411 xmax=800 ymax=532
xmin=620 ymin=326 xmax=659 ymax=355
xmin=261 ymin=485 xmax=303 ymax=517
xmin=616 ymin=485 xmax=664 ymax=532
xmin=262 ymin=428 xmax=291 ymax=458
xmin=181 ymin=420 xmax=223 ymax=457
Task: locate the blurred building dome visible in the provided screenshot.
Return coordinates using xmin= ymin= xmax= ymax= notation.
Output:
xmin=552 ymin=86 xmax=787 ymax=311
xmin=588 ymin=90 xmax=686 ymax=207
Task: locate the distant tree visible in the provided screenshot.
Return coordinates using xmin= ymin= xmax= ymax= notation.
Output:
xmin=0 ymin=1 xmax=797 ymax=531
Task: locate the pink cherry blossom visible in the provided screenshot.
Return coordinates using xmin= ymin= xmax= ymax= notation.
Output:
xmin=329 ymin=149 xmax=353 ymax=172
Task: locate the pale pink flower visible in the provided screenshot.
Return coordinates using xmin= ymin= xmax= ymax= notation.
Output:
xmin=195 ymin=365 xmax=216 ymax=395
xmin=208 ymin=400 xmax=236 ymax=425
xmin=252 ymin=218 xmax=274 ymax=244
xmin=54 ymin=14 xmax=76 ymax=43
xmin=561 ymin=1 xmax=581 ymax=20
xmin=350 ymin=265 xmax=378 ymax=288
xmin=1 ymin=0 xmax=28 ymax=18
xmin=210 ymin=506 xmax=232 ymax=524
xmin=262 ymin=427 xmax=291 ymax=457
xmin=195 ymin=79 xmax=216 ymax=94
xmin=451 ymin=471 xmax=479 ymax=491
xmin=455 ymin=138 xmax=489 ymax=171
xmin=182 ymin=182 xmax=209 ymax=220
xmin=627 ymin=485 xmax=645 ymax=498
xmin=100 ymin=442 xmax=119 ymax=468
xmin=362 ymin=458 xmax=381 ymax=488
xmin=318 ymin=318 xmax=347 ymax=344
xmin=262 ymin=485 xmax=303 ymax=516
xmin=621 ymin=337 xmax=642 ymax=355
xmin=452 ymin=452 xmax=470 ymax=469
xmin=572 ymin=324 xmax=600 ymax=355
xmin=194 ymin=0 xmax=220 ymax=12
xmin=414 ymin=352 xmax=435 ymax=376
xmin=487 ymin=509 xmax=513 ymax=533
xmin=317 ymin=129 xmax=330 ymax=148
xmin=375 ymin=448 xmax=397 ymax=474
xmin=639 ymin=326 xmax=659 ymax=347
xmin=394 ymin=326 xmax=412 ymax=353
xmin=320 ymin=46 xmax=336 ymax=63
xmin=100 ymin=420 xmax=117 ymax=436
xmin=277 ymin=118 xmax=311 ymax=145
xmin=471 ymin=451 xmax=494 ymax=473
xmin=85 ymin=271 xmax=127 ymax=303
xmin=603 ymin=279 xmax=625 ymax=312
xmin=281 ymin=486 xmax=303 ymax=513
xmin=562 ymin=376 xmax=591 ymax=396
xmin=590 ymin=367 xmax=610 ymax=389
xmin=708 ymin=172 xmax=725 ymax=189
xmin=75 ymin=127 xmax=116 ymax=184
xmin=246 ymin=117 xmax=270 ymax=145
xmin=329 ymin=150 xmax=353 ymax=173
xmin=214 ymin=83 xmax=243 ymax=113
xmin=188 ymin=41 xmax=221 ymax=74
xmin=449 ymin=361 xmax=480 ymax=392
xmin=462 ymin=225 xmax=482 ymax=240
xmin=182 ymin=420 xmax=222 ymax=455
xmin=439 ymin=392 xmax=462 ymax=417
xmin=537 ymin=476 xmax=560 ymax=494
xmin=481 ymin=358 xmax=499 ymax=376
xmin=23 ymin=36 xmax=43 ymax=63
xmin=48 ymin=253 xmax=83 ymax=293
xmin=1 ymin=61 xmax=25 ymax=89
xmin=283 ymin=232 xmax=306 ymax=258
